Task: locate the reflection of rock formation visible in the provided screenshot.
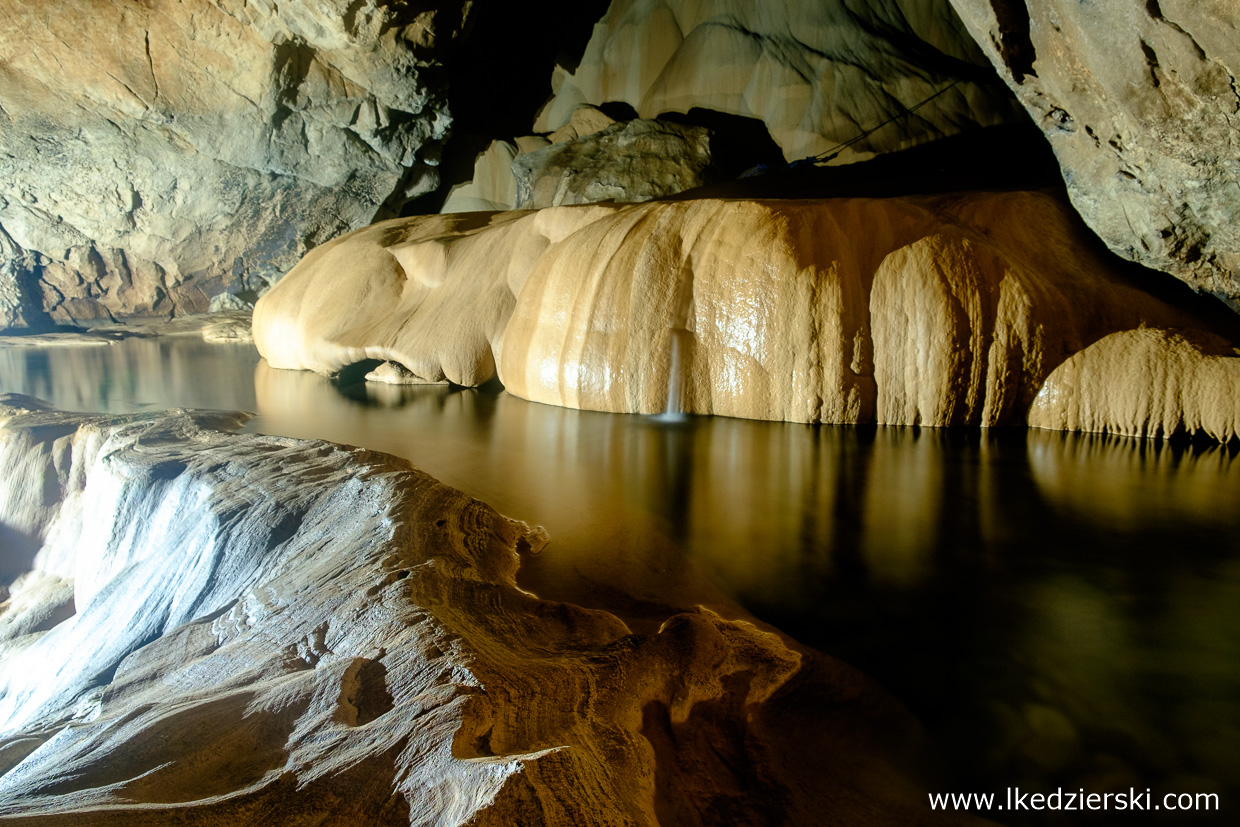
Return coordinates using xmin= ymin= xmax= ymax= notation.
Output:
xmin=254 ymin=192 xmax=1239 ymax=438
xmin=0 ymin=337 xmax=261 ymax=415
xmin=949 ymin=0 xmax=1240 ymax=310
xmin=0 ymin=0 xmax=466 ymax=326
xmin=0 ymin=395 xmax=956 ymax=825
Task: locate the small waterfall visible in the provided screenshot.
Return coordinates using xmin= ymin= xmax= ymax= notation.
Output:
xmin=661 ymin=329 xmax=687 ymax=421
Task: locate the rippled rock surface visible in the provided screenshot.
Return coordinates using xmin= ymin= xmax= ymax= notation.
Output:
xmin=0 ymin=395 xmax=955 ymax=825
xmin=533 ymin=0 xmax=1022 ymax=163
xmin=254 ymin=193 xmax=1239 ymax=440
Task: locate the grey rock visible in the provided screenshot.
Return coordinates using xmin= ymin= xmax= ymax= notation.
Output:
xmin=0 ymin=0 xmax=471 ymax=326
xmin=209 ymin=292 xmax=256 ymax=313
xmin=513 ymin=119 xmax=715 ymax=209
xmin=949 ymin=0 xmax=1240 ymax=310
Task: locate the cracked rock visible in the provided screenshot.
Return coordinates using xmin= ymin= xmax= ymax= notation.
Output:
xmin=949 ymin=0 xmax=1240 ymax=311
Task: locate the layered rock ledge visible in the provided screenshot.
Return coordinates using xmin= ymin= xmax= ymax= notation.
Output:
xmin=254 ymin=193 xmax=1240 ymax=441
xmin=0 ymin=395 xmax=959 ymax=825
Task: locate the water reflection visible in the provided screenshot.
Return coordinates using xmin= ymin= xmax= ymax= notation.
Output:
xmin=0 ymin=337 xmax=261 ymax=414
xmin=2 ymin=340 xmax=1238 ymax=818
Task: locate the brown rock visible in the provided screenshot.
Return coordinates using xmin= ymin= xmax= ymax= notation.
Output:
xmin=534 ymin=0 xmax=1023 ymax=163
xmin=513 ymin=119 xmax=716 ymax=208
xmin=254 ymin=192 xmax=1239 ymax=438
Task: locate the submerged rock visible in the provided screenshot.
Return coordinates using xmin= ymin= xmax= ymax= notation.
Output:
xmin=254 ymin=193 xmax=1240 ymax=440
xmin=948 ymin=0 xmax=1240 ymax=310
xmin=0 ymin=0 xmax=467 ymax=326
xmin=0 ymin=395 xmax=957 ymax=824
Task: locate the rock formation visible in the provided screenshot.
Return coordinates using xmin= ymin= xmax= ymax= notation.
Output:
xmin=254 ymin=192 xmax=1240 ymax=440
xmin=513 ymin=119 xmax=716 ymax=209
xmin=1029 ymin=328 xmax=1240 ymax=441
xmin=948 ymin=0 xmax=1240 ymax=311
xmin=0 ymin=0 xmax=469 ymax=327
xmin=533 ymin=0 xmax=1023 ymax=164
xmin=0 ymin=395 xmax=959 ymax=824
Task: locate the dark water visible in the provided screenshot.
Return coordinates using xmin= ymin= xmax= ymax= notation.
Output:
xmin=2 ymin=337 xmax=1238 ymax=822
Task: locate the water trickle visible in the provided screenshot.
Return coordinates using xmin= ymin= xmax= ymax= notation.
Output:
xmin=660 ymin=329 xmax=687 ymax=422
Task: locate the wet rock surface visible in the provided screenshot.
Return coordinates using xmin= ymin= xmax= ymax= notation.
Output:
xmin=253 ymin=192 xmax=1240 ymax=440
xmin=0 ymin=395 xmax=961 ymax=825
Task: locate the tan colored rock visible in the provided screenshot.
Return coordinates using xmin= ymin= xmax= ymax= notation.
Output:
xmin=0 ymin=395 xmax=962 ymax=824
xmin=441 ymin=140 xmax=524 ymax=214
xmin=1029 ymin=328 xmax=1240 ymax=441
xmin=365 ymin=360 xmax=446 ymax=384
xmin=255 ymin=192 xmax=1237 ymax=437
xmin=513 ymin=119 xmax=716 ymax=208
xmin=548 ymin=104 xmax=617 ymax=144
xmin=534 ymin=0 xmax=1023 ymax=163
xmin=0 ymin=0 xmax=468 ymax=326
xmin=948 ymin=0 xmax=1240 ymax=310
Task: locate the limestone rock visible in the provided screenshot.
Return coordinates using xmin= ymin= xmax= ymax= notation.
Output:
xmin=548 ymin=105 xmax=617 ymax=144
xmin=209 ymin=293 xmax=255 ymax=314
xmin=948 ymin=0 xmax=1240 ymax=310
xmin=441 ymin=141 xmax=524 ymax=213
xmin=253 ymin=192 xmax=1239 ymax=438
xmin=201 ymin=317 xmax=254 ymax=344
xmin=0 ymin=0 xmax=469 ymax=326
xmin=1029 ymin=328 xmax=1240 ymax=441
xmin=365 ymin=360 xmax=446 ymax=385
xmin=0 ymin=395 xmax=959 ymax=824
xmin=513 ymin=119 xmax=716 ymax=209
xmin=534 ymin=0 xmax=1023 ymax=163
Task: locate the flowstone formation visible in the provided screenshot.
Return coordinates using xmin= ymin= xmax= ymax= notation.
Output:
xmin=0 ymin=395 xmax=959 ymax=825
xmin=0 ymin=0 xmax=468 ymax=328
xmin=254 ymin=192 xmax=1240 ymax=441
xmin=948 ymin=0 xmax=1240 ymax=310
xmin=442 ymin=0 xmax=1024 ymax=214
xmin=533 ymin=0 xmax=1022 ymax=163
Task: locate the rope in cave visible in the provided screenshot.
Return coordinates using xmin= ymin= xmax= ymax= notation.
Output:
xmin=810 ymin=78 xmax=964 ymax=164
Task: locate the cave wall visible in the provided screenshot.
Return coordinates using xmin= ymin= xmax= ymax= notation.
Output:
xmin=0 ymin=0 xmax=470 ymax=327
xmin=949 ymin=0 xmax=1240 ymax=311
xmin=534 ymin=0 xmax=1024 ymax=163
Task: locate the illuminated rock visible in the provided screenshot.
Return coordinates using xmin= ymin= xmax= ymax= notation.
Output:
xmin=0 ymin=0 xmax=466 ymax=325
xmin=1029 ymin=328 xmax=1240 ymax=442
xmin=0 ymin=395 xmax=952 ymax=824
xmin=255 ymin=192 xmax=1238 ymax=437
xmin=948 ymin=0 xmax=1240 ymax=309
xmin=533 ymin=0 xmax=1023 ymax=163
xmin=513 ymin=119 xmax=716 ymax=208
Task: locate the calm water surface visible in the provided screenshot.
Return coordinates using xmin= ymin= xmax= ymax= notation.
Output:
xmin=2 ymin=337 xmax=1238 ymax=821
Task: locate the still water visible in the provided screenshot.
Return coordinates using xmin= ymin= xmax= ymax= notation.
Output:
xmin=3 ymin=336 xmax=1238 ymax=821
